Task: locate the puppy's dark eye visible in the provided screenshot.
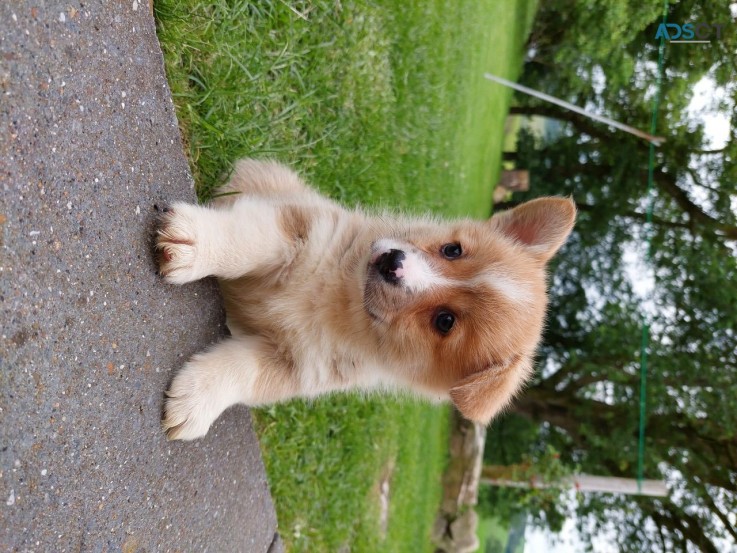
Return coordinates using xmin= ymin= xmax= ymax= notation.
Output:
xmin=441 ymin=243 xmax=462 ymax=259
xmin=434 ymin=311 xmax=455 ymax=334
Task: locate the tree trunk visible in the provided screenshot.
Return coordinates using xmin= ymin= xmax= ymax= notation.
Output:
xmin=481 ymin=465 xmax=668 ymax=497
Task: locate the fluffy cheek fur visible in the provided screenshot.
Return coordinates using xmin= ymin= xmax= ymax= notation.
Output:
xmin=363 ymin=224 xmax=553 ymax=421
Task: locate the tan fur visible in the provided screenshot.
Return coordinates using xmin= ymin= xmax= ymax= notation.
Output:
xmin=157 ymin=159 xmax=576 ymax=440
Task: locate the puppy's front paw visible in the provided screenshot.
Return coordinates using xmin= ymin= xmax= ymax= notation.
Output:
xmin=155 ymin=203 xmax=203 ymax=284
xmin=163 ymin=358 xmax=225 ymax=441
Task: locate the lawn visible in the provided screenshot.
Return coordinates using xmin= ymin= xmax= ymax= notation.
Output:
xmin=154 ymin=0 xmax=536 ymax=550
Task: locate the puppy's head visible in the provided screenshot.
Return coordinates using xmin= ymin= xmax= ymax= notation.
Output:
xmin=364 ymin=197 xmax=576 ymax=424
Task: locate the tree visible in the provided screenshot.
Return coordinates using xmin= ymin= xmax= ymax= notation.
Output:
xmin=497 ymin=1 xmax=737 ymax=551
xmin=479 ymin=416 xmax=573 ymax=534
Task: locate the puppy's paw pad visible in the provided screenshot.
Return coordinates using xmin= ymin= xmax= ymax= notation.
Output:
xmin=155 ymin=205 xmax=200 ymax=284
xmin=162 ymin=396 xmax=211 ymax=441
xmin=162 ymin=370 xmax=215 ymax=441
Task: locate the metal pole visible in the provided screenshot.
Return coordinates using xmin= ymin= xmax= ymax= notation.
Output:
xmin=484 ymin=72 xmax=666 ymax=146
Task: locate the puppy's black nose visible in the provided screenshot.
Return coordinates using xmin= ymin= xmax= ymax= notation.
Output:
xmin=376 ymin=249 xmax=405 ymax=285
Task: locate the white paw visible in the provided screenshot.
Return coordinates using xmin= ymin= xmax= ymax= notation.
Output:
xmin=162 ymin=358 xmax=229 ymax=441
xmin=155 ymin=203 xmax=205 ymax=285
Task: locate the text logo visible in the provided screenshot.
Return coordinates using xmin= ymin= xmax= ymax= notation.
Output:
xmin=654 ymin=22 xmax=725 ymax=43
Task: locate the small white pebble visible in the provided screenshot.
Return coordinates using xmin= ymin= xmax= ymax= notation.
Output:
xmin=133 ymin=0 xmax=138 ymax=11
xmin=41 ymin=469 xmax=48 ymax=476
xmin=59 ymin=12 xmax=66 ymax=22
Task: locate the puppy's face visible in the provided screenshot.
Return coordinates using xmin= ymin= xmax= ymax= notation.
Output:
xmin=363 ymin=198 xmax=576 ymax=424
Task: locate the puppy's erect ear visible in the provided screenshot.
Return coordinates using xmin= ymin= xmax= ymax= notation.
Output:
xmin=449 ymin=356 xmax=533 ymax=425
xmin=489 ymin=197 xmax=576 ymax=262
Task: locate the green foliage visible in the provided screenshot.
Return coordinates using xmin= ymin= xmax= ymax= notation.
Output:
xmin=480 ymin=415 xmax=574 ymax=533
xmin=475 ymin=516 xmax=510 ymax=553
xmin=526 ymin=0 xmax=663 ymax=92
xmin=506 ymin=1 xmax=737 ymax=551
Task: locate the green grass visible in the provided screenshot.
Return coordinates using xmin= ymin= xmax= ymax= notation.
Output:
xmin=256 ymin=397 xmax=451 ymax=551
xmin=155 ymin=0 xmax=536 ymax=551
xmin=477 ymin=516 xmax=516 ymax=553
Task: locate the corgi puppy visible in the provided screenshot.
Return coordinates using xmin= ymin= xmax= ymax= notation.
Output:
xmin=156 ymin=159 xmax=575 ymax=440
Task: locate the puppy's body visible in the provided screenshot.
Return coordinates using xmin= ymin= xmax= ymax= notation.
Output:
xmin=157 ymin=159 xmax=575 ymax=440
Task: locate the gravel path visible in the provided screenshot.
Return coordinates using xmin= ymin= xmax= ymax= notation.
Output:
xmin=0 ymin=2 xmax=281 ymax=551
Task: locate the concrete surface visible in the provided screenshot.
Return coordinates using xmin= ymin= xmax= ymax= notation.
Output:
xmin=0 ymin=2 xmax=281 ymax=551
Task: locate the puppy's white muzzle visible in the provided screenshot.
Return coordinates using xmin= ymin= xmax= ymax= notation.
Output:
xmin=370 ymin=239 xmax=448 ymax=292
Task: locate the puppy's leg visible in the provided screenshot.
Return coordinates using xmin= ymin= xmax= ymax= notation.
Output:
xmin=155 ymin=198 xmax=297 ymax=284
xmin=162 ymin=336 xmax=299 ymax=441
xmin=212 ymin=159 xmax=312 ymax=207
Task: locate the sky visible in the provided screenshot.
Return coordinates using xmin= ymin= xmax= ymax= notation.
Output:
xmin=526 ymin=519 xmax=617 ymax=553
